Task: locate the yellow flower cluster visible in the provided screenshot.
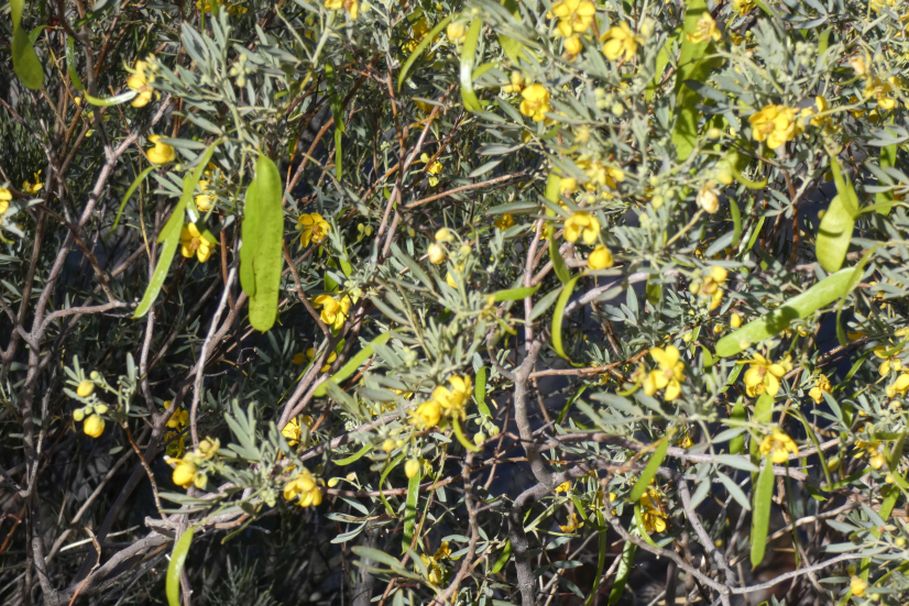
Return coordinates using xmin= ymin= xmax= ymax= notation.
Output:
xmin=314 ymin=293 xmax=352 ymax=331
xmin=147 ymin=134 xmax=176 ymax=165
xmin=563 ymin=211 xmax=600 ymax=245
xmin=808 ymin=374 xmax=831 ymax=404
xmin=420 ymin=152 xmax=444 ymax=187
xmin=297 ymin=212 xmax=330 ymax=247
xmin=72 ymin=378 xmax=109 ymax=438
xmin=418 ymin=541 xmax=451 ymax=585
xmin=165 ymin=437 xmax=220 ymax=489
xmin=126 ymin=55 xmax=157 ymax=108
xmin=22 ymin=170 xmax=43 ymax=195
xmin=886 ymin=372 xmax=909 ymax=399
xmin=642 ymin=345 xmax=686 ymax=401
xmin=549 ymin=0 xmax=596 ymax=58
xmin=854 ymin=436 xmax=886 ymax=470
xmin=743 ymin=354 xmax=792 ymax=398
xmin=686 ymin=13 xmax=721 ymax=44
xmin=180 ymin=223 xmax=217 ymax=263
xmin=519 ymin=83 xmax=551 ymax=122
xmin=759 ymin=428 xmax=798 ymax=464
xmin=601 ymin=22 xmax=638 ymax=62
xmin=640 ymin=486 xmax=668 ymax=534
xmin=586 ymin=244 xmax=613 ymax=270
xmin=194 ymin=178 xmax=215 ymax=213
xmin=409 ymin=374 xmax=472 ymax=430
xmin=164 ymin=399 xmax=189 ymax=457
xmin=284 ymin=467 xmax=324 ymax=507
xmin=689 ymin=266 xmax=728 ymax=311
xmin=0 ymin=186 xmax=11 ymax=216
xmin=324 ymin=0 xmax=358 ymax=19
xmin=749 ymin=104 xmax=803 ymax=150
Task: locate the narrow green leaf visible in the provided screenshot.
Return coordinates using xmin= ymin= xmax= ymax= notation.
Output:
xmin=551 ymin=275 xmax=580 ymax=360
xmin=490 ymin=284 xmax=539 ymax=302
xmin=459 ymin=18 xmax=483 ymax=112
xmin=715 ymin=268 xmax=859 ymax=357
xmin=875 ymin=143 xmax=897 ymax=215
xmin=474 ymin=365 xmax=491 ymax=418
xmin=816 ymin=195 xmax=854 ymax=273
xmin=750 ymin=459 xmax=774 ymax=568
xmin=397 ymin=15 xmax=453 ymax=90
xmin=333 ymin=441 xmax=372 ymax=466
xmin=65 ymin=35 xmax=85 ymax=92
xmin=351 ymin=546 xmax=406 ymax=572
xmin=166 ymin=528 xmax=194 ymax=606
xmin=645 ymin=36 xmax=674 ymax=102
xmin=629 ymin=437 xmax=669 ymax=501
xmin=241 ymin=154 xmax=285 ymax=332
xmin=11 ymin=0 xmax=24 ymax=29
xmin=549 ymin=237 xmax=570 ymax=284
xmin=12 ymin=26 xmax=44 ymax=90
xmin=491 ymin=540 xmax=511 ymax=574
xmin=112 ymin=165 xmax=155 ymax=231
xmin=729 ymin=198 xmax=742 ymax=247
xmin=607 ymin=541 xmax=637 ymax=605
xmin=82 ymin=90 xmax=139 ymax=107
xmin=402 ymin=463 xmax=421 ymax=552
xmin=133 ymin=142 xmax=218 ymax=318
xmin=313 ymin=332 xmax=394 ymax=397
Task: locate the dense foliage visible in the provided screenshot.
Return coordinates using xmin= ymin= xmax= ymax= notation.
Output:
xmin=3 ymin=0 xmax=909 ymax=604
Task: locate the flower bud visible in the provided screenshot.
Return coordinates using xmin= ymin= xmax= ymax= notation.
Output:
xmin=83 ymin=414 xmax=105 ymax=438
xmin=76 ymin=380 xmax=95 ymax=398
xmin=404 ymin=458 xmax=421 ymax=479
xmin=427 ymin=243 xmax=446 ymax=265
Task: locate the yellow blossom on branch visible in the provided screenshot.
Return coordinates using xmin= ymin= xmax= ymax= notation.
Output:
xmin=586 ymin=244 xmax=613 ymax=270
xmin=147 ymin=135 xmax=176 ymax=165
xmin=296 ymin=212 xmax=330 ymax=247
xmin=689 ymin=266 xmax=729 ymax=311
xmin=519 ymin=83 xmax=551 ymax=122
xmin=886 ymin=372 xmax=909 ymax=398
xmin=749 ymin=104 xmax=802 ymax=150
xmin=551 ymin=0 xmax=596 ymax=38
xmin=743 ymin=354 xmax=792 ymax=398
xmin=314 ymin=293 xmax=352 ymax=331
xmin=284 ymin=467 xmax=323 ymax=507
xmin=180 ymin=223 xmax=217 ymax=263
xmin=0 ymin=187 xmax=11 ymax=216
xmin=324 ymin=0 xmax=358 ymax=19
xmin=640 ymin=486 xmax=668 ymax=533
xmin=282 ymin=417 xmax=303 ymax=446
xmin=759 ymin=427 xmax=799 ymax=463
xmin=686 ymin=12 xmax=721 ymax=43
xmin=601 ymin=22 xmax=638 ymax=62
xmin=22 ymin=170 xmax=43 ymax=195
xmin=809 ymin=374 xmax=831 ymax=404
xmin=410 ymin=399 xmax=443 ymax=430
xmin=642 ymin=345 xmax=685 ymax=401
xmin=563 ymin=211 xmax=600 ymax=245
xmin=83 ymin=414 xmax=105 ymax=438
xmin=126 ymin=55 xmax=157 ymax=108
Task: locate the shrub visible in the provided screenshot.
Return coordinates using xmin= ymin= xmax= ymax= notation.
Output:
xmin=2 ymin=0 xmax=909 ymax=604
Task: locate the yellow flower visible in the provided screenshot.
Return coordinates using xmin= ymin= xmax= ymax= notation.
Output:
xmin=171 ymin=460 xmax=197 ymax=488
xmin=197 ymin=437 xmax=220 ymax=459
xmin=494 ymin=213 xmax=515 ymax=230
xmin=314 ymin=294 xmax=352 ymax=331
xmin=296 ymin=212 xmax=330 ymax=247
xmin=640 ymin=487 xmax=668 ymax=533
xmin=22 ymin=170 xmax=43 ymax=195
xmin=559 ymin=511 xmax=583 ymax=533
xmin=730 ymin=312 xmax=743 ymax=329
xmin=180 ymin=223 xmax=217 ymax=263
xmin=164 ymin=401 xmax=189 ymax=430
xmin=850 ymin=575 xmax=868 ymax=597
xmin=126 ymin=55 xmax=157 ymax=108
xmin=873 ymin=346 xmax=902 ymax=376
xmin=743 ymin=354 xmax=792 ymax=398
xmin=808 ymin=374 xmax=831 ymax=404
xmin=324 ymin=0 xmax=358 ymax=19
xmin=601 ymin=22 xmax=638 ymax=62
xmin=427 ymin=242 xmax=446 ymax=265
xmin=420 ymin=153 xmax=443 ymax=187
xmin=502 ymin=71 xmax=525 ymax=94
xmin=586 ymin=244 xmax=614 ymax=270
xmin=551 ymin=0 xmax=596 ymax=37
xmin=854 ymin=438 xmax=886 ymax=470
xmin=147 ymin=135 xmax=176 ymax=165
xmin=686 ymin=12 xmax=721 ymax=43
xmin=696 ymin=181 xmax=720 ymax=214
xmin=759 ymin=427 xmax=799 ymax=464
xmin=194 ymin=179 xmax=214 ymax=213
xmin=282 ymin=417 xmax=303 ymax=447
xmin=446 ymin=21 xmax=466 ymax=43
xmin=864 ymin=75 xmax=899 ymax=111
xmin=428 ymin=374 xmax=472 ymax=421
xmin=76 ymin=379 xmax=95 ymax=398
xmin=886 ymin=372 xmax=909 ymax=398
xmin=519 ymin=83 xmax=551 ymax=122
xmin=0 ymin=187 xmax=11 ymax=216
xmin=563 ymin=212 xmax=600 ymax=245
xmin=554 ymin=480 xmax=571 ymax=494
xmin=690 ymin=266 xmax=729 ymax=311
xmin=563 ymin=35 xmax=583 ymax=58
xmin=83 ymin=414 xmax=105 ymax=438
xmin=435 ymin=227 xmax=455 ymax=243
xmin=410 ymin=399 xmax=443 ymax=430
xmin=404 ymin=458 xmax=421 ymax=479
xmin=732 ymin=0 xmax=755 ymax=15
xmin=284 ymin=468 xmax=323 ymax=507
xmin=642 ymin=345 xmax=685 ymax=401
xmin=748 ymin=104 xmax=802 ymax=150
